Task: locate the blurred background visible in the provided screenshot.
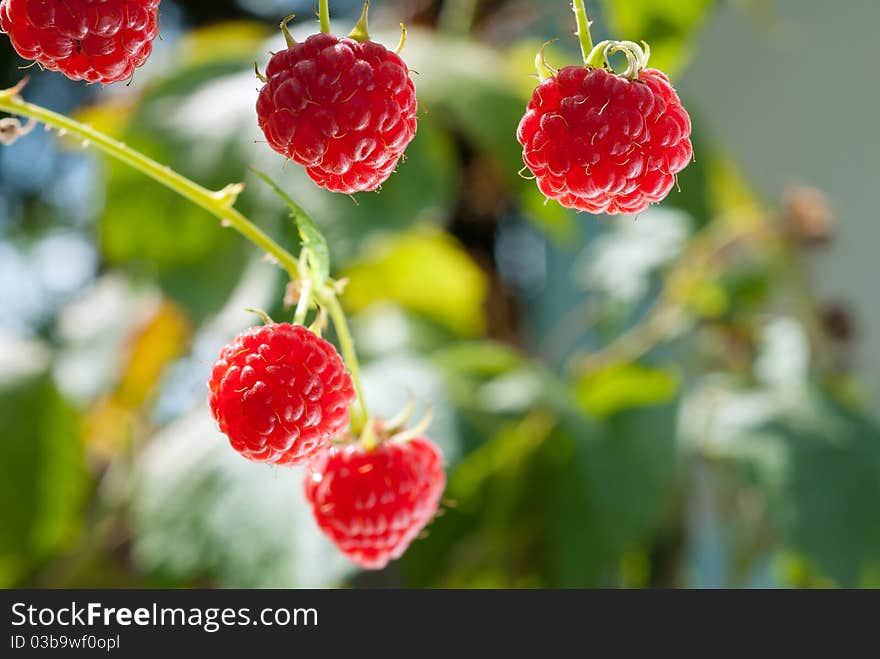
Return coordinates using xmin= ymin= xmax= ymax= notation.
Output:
xmin=1 ymin=0 xmax=879 ymax=588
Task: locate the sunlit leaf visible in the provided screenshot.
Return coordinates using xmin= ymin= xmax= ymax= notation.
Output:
xmin=599 ymin=0 xmax=717 ymax=75
xmin=0 ymin=372 xmax=88 ymax=586
xmin=342 ymin=228 xmax=488 ymax=336
xmin=432 ymin=341 xmax=526 ymax=378
xmin=180 ymin=22 xmax=269 ymax=69
xmin=575 ymin=363 xmax=680 ymax=417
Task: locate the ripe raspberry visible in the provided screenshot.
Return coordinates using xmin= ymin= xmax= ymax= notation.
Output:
xmin=304 ymin=436 xmax=445 ymax=569
xmin=0 ymin=0 xmax=160 ymax=84
xmin=208 ymin=323 xmax=355 ymax=467
xmin=517 ymin=66 xmax=693 ymax=215
xmin=256 ymin=32 xmax=417 ymax=194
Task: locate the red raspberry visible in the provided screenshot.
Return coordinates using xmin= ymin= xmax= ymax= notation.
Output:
xmin=517 ymin=66 xmax=693 ymax=215
xmin=0 ymin=0 xmax=160 ymax=84
xmin=304 ymin=437 xmax=445 ymax=569
xmin=208 ymin=323 xmax=355 ymax=467
xmin=256 ymin=32 xmax=417 ymax=194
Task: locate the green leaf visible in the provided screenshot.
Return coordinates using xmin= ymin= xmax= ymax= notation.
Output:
xmin=405 ymin=35 xmax=528 ymax=185
xmin=544 ymin=403 xmax=679 ymax=586
xmin=736 ymin=391 xmax=880 ymax=587
xmin=599 ymin=0 xmax=717 ymax=76
xmin=342 ymin=228 xmax=489 ymax=336
xmin=252 ymin=169 xmax=330 ymax=288
xmin=0 ymin=372 xmax=89 ymax=586
xmin=432 ymin=341 xmax=526 ymax=378
xmin=575 ymin=363 xmax=680 ymax=417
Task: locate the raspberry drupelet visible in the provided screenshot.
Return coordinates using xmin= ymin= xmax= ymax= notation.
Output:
xmin=305 ymin=436 xmax=445 ymax=569
xmin=208 ymin=323 xmax=355 ymax=467
xmin=0 ymin=0 xmax=161 ymax=84
xmin=256 ymin=29 xmax=417 ymax=194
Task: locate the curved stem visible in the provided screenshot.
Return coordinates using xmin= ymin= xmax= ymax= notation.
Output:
xmin=572 ymin=0 xmax=595 ymax=65
xmin=319 ymin=290 xmax=368 ymax=433
xmin=0 ymin=83 xmax=301 ymax=278
xmin=319 ymin=0 xmax=331 ymax=33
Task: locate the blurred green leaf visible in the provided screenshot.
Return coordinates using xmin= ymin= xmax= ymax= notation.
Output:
xmin=96 ymin=59 xmax=260 ymax=320
xmin=0 ymin=373 xmax=88 ymax=586
xmin=343 ymin=227 xmax=488 ymax=336
xmin=575 ymin=363 xmax=680 ymax=417
xmin=737 ymin=391 xmax=880 ymax=587
xmin=405 ymin=31 xmax=527 ymax=183
xmin=544 ymin=403 xmax=679 ymax=586
xmin=179 ymin=22 xmax=269 ymax=69
xmin=432 ymin=341 xmax=526 ymax=378
xmin=600 ymin=0 xmax=717 ymax=75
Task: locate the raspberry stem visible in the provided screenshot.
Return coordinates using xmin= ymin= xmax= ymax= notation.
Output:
xmin=572 ymin=0 xmax=595 ymax=65
xmin=319 ymin=290 xmax=369 ymax=434
xmin=319 ymin=0 xmax=331 ymax=33
xmin=0 ymin=80 xmax=302 ymax=279
xmin=293 ymin=271 xmax=313 ymax=326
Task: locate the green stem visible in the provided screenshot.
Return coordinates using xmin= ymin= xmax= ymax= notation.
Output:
xmin=438 ymin=0 xmax=480 ymax=35
xmin=319 ymin=0 xmax=331 ymax=33
xmin=0 ymin=84 xmax=300 ymax=278
xmin=572 ymin=0 xmax=594 ymax=65
xmin=293 ymin=275 xmax=312 ymax=326
xmin=319 ymin=290 xmax=368 ymax=433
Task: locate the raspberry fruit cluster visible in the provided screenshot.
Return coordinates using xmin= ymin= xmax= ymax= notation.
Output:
xmin=1 ymin=0 xmax=697 ymax=573
xmin=208 ymin=321 xmax=445 ymax=569
xmin=0 ymin=0 xmax=161 ymax=84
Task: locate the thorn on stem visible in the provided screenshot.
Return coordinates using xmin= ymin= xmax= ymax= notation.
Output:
xmin=0 ymin=77 xmax=29 ymax=101
xmin=215 ymin=182 xmax=245 ymax=207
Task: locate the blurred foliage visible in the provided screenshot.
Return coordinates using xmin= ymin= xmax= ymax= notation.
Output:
xmin=343 ymin=228 xmax=488 ymax=336
xmin=1 ymin=0 xmax=878 ymax=590
xmin=0 ymin=367 xmax=88 ymax=587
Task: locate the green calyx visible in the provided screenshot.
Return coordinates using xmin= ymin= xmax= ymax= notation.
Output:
xmin=536 ymin=0 xmax=652 ymax=82
xmin=585 ymin=40 xmax=651 ymax=79
xmin=348 ymin=1 xmax=371 ymax=43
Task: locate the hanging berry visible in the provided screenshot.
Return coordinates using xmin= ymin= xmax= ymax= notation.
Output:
xmin=0 ymin=0 xmax=161 ymax=84
xmin=255 ymin=2 xmax=418 ymax=195
xmin=208 ymin=322 xmax=356 ymax=466
xmin=305 ymin=417 xmax=445 ymax=570
xmin=517 ymin=1 xmax=693 ymax=215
